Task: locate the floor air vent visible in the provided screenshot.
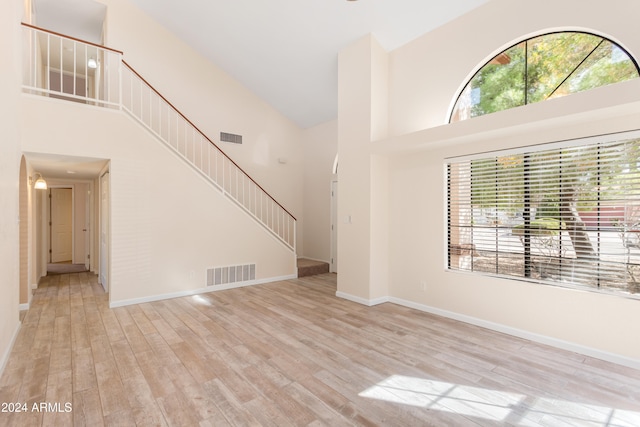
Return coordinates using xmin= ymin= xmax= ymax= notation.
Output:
xmin=220 ymin=132 xmax=243 ymax=144
xmin=207 ymin=264 xmax=256 ymax=286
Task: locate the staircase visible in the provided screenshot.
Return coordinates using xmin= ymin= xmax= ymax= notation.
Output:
xmin=297 ymin=258 xmax=330 ymax=277
xmin=21 ymin=23 xmax=296 ymax=252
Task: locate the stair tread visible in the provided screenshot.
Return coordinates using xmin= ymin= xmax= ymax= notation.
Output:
xmin=297 ymin=258 xmax=330 ymax=277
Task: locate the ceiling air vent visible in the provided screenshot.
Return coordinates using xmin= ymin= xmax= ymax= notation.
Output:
xmin=220 ymin=132 xmax=243 ymax=144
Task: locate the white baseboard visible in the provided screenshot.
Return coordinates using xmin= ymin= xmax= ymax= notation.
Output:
xmin=335 ymin=291 xmax=390 ymax=307
xmin=389 ymin=296 xmax=640 ymax=371
xmin=109 ymin=274 xmax=297 ymax=308
xmin=0 ymin=321 xmax=21 ymax=378
xmin=18 ymin=302 xmax=30 ymax=311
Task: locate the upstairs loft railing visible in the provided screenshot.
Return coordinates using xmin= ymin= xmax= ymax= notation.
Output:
xmin=21 ymin=23 xmax=122 ymax=108
xmin=21 ymin=23 xmax=296 ymax=251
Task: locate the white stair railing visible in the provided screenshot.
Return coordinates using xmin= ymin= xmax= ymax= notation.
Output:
xmin=21 ymin=23 xmax=122 ymax=109
xmin=120 ymin=63 xmax=296 ymax=250
xmin=21 ymin=23 xmax=296 ymax=252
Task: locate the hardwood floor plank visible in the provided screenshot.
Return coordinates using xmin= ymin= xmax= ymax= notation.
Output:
xmin=70 ymin=305 xmax=91 ymax=350
xmin=114 ymin=307 xmax=152 ymax=355
xmin=121 ymin=374 xmax=167 ymax=426
xmin=143 ymin=332 xmax=183 ymax=367
xmin=285 ymin=380 xmax=354 ymax=426
xmin=72 ymin=346 xmax=97 ymax=393
xmin=102 ymin=408 xmax=137 ymax=426
xmin=170 ymin=340 xmax=217 ymax=383
xmin=41 ymin=370 xmax=73 ymax=427
xmin=171 ymin=379 xmax=229 ymax=423
xmin=94 ymin=359 xmax=130 ymax=417
xmin=135 ymin=350 xmax=178 ymax=398
xmin=243 ymin=395 xmax=296 ymax=427
xmin=17 ymin=355 xmax=50 ymax=404
xmin=73 ymin=386 xmax=104 ymax=426
xmin=201 ymin=379 xmax=263 ymax=426
xmin=98 ymin=307 xmax=126 ymax=344
xmin=48 ymin=345 xmax=72 ymax=375
xmin=239 ymin=364 xmax=317 ymax=424
xmin=126 ymin=304 xmax=158 ymax=336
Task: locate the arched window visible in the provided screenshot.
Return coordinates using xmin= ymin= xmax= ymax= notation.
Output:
xmin=450 ymin=32 xmax=639 ymax=122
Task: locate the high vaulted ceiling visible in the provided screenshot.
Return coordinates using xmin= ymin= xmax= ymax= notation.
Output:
xmin=34 ymin=0 xmax=488 ymax=129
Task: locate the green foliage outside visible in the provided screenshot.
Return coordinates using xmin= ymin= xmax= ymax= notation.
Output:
xmin=470 ymin=142 xmax=640 ymax=216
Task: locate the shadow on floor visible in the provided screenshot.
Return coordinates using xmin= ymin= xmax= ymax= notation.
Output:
xmin=47 ymin=262 xmax=88 ymax=275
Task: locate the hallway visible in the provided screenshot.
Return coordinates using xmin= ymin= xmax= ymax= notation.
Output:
xmin=1 ymin=273 xmax=106 ymax=426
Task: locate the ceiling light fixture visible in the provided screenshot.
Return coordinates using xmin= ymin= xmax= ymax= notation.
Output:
xmin=87 ymin=58 xmax=98 ymax=69
xmin=33 ymin=173 xmax=47 ymax=190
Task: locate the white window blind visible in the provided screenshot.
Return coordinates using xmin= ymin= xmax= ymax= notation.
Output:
xmin=447 ymin=135 xmax=640 ymax=297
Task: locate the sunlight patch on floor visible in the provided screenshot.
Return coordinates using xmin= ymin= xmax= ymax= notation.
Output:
xmin=359 ymin=375 xmax=640 ymax=425
xmin=191 ymin=294 xmax=212 ymax=306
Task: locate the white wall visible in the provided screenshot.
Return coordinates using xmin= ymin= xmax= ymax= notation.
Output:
xmin=21 ymin=97 xmax=296 ymax=305
xmin=301 ymin=119 xmax=337 ymax=262
xmin=337 ymin=34 xmax=391 ymax=302
xmin=0 ymin=0 xmax=22 ymax=373
xmin=337 ymin=0 xmax=640 ymax=366
xmin=99 ymin=0 xmax=305 ymax=250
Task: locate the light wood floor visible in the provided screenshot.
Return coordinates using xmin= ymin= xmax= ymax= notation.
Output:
xmin=2 ymin=272 xmax=640 ymax=426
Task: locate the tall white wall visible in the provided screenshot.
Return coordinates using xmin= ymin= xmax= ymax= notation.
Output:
xmin=21 ymin=97 xmax=296 ymax=305
xmin=0 ymin=0 xmax=22 ymax=373
xmin=301 ymin=119 xmax=337 ymax=263
xmin=99 ymin=0 xmax=305 ymax=250
xmin=336 ymin=0 xmax=640 ymax=365
xmin=337 ymin=35 xmax=390 ymax=302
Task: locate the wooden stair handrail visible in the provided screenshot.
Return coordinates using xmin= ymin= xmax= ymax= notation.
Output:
xmin=21 ymin=23 xmax=124 ymax=54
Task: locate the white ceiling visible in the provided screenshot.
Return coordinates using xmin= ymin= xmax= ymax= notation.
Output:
xmin=33 ymin=0 xmax=488 ymax=129
xmin=24 ymin=152 xmax=109 ymax=180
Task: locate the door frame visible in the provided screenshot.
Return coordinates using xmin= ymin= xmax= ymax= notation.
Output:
xmin=330 ymin=180 xmax=338 ymax=273
xmin=99 ymin=171 xmax=110 ymax=292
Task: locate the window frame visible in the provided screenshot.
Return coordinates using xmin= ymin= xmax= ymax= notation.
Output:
xmin=446 ymin=130 xmax=640 ymax=299
xmin=449 ymin=31 xmax=640 ymax=123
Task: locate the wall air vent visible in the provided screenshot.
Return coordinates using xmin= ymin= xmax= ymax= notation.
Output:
xmin=220 ymin=132 xmax=243 ymax=144
xmin=207 ymin=264 xmax=256 ymax=286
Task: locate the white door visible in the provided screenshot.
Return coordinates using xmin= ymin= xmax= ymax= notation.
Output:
xmin=330 ymin=180 xmax=338 ymax=273
xmin=50 ymin=188 xmax=73 ymax=263
xmin=100 ymin=172 xmax=110 ymax=291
